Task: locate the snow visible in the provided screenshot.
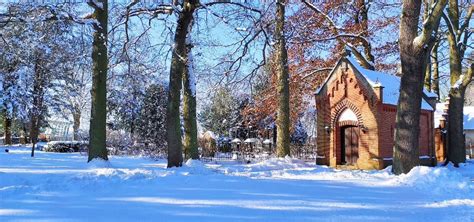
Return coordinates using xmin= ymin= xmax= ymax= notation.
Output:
xmin=244 ymin=138 xmax=258 ymax=143
xmin=187 ymin=51 xmax=197 ymax=97
xmin=434 ymin=103 xmax=446 ymax=127
xmin=464 ymin=106 xmax=474 ymax=130
xmin=1 ymin=147 xmax=474 ymax=221
xmin=434 ymin=103 xmax=474 ymax=130
xmin=316 ymin=57 xmax=435 ymax=110
xmin=231 ymin=138 xmax=242 ymax=143
xmin=346 ymin=57 xmax=434 ymax=110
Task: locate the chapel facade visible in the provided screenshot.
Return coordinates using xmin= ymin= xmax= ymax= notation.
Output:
xmin=315 ymin=56 xmax=438 ymax=170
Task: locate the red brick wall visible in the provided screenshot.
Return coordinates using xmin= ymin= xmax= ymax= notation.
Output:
xmin=378 ymin=104 xmax=433 ymax=158
xmin=316 ymin=58 xmax=435 ymax=169
xmin=316 ymin=60 xmax=380 ymax=169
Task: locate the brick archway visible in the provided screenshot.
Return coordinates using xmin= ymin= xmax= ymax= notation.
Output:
xmin=338 ymin=120 xmax=358 ymax=127
xmin=331 ymin=100 xmax=364 ymax=127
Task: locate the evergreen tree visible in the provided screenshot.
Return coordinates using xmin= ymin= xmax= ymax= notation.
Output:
xmin=137 ymin=84 xmax=167 ymax=150
xmin=199 ymin=87 xmax=243 ymax=136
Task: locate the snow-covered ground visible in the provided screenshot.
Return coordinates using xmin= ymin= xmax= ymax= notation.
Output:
xmin=1 ymin=146 xmax=473 ymax=222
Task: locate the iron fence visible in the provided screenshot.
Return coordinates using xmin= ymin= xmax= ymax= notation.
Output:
xmin=201 ymin=143 xmax=317 ymax=163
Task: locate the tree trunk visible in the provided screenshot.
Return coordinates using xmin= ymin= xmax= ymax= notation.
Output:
xmin=424 ymin=58 xmax=431 ymax=91
xmin=167 ymin=0 xmax=197 ymax=167
xmin=23 ymin=124 xmax=29 ymax=144
xmin=393 ymin=52 xmax=424 ymax=174
xmin=431 ymin=42 xmax=440 ymax=99
xmin=355 ymin=0 xmax=375 ymax=67
xmin=393 ymin=0 xmax=446 ymax=175
xmin=446 ymin=35 xmax=465 ymax=165
xmin=30 ymin=57 xmax=45 ymax=157
xmin=72 ymin=107 xmax=81 ymax=141
xmin=445 ymin=0 xmax=470 ymax=166
xmin=183 ymin=41 xmax=199 ymax=160
xmin=447 ymin=89 xmax=466 ymax=166
xmin=88 ymin=0 xmax=109 ymax=162
xmin=30 ymin=114 xmax=39 ymax=157
xmin=275 ymin=0 xmax=290 ymax=157
xmin=3 ymin=113 xmax=12 ymax=145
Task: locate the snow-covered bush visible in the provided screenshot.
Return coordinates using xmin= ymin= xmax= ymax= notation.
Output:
xmin=43 ymin=141 xmax=88 ymax=153
xmin=106 ymin=130 xmax=134 ymax=155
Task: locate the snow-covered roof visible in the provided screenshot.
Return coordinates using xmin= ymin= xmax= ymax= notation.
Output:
xmin=316 ymin=57 xmax=434 ymax=111
xmin=231 ymin=138 xmax=242 ymax=143
xmin=463 ymin=106 xmax=474 ymax=130
xmin=434 ymin=103 xmax=474 ymax=130
xmin=346 ymin=57 xmax=434 ymax=110
xmin=434 ymin=103 xmax=446 ymax=127
xmin=244 ymin=138 xmax=258 ymax=143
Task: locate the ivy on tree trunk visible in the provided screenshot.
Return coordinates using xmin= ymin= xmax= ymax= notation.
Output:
xmin=87 ymin=0 xmax=109 ymax=162
xmin=275 ymin=0 xmax=291 ymax=157
xmin=167 ymin=0 xmax=197 ymax=167
xmin=443 ymin=0 xmax=473 ymax=166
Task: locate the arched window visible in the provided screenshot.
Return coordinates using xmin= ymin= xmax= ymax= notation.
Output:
xmin=338 ymin=108 xmax=358 ymax=122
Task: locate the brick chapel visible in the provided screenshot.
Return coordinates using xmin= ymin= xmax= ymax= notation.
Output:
xmin=315 ymin=56 xmax=438 ymax=170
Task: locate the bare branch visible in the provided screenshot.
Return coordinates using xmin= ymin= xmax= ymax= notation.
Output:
xmin=462 ymin=62 xmax=473 ymax=89
xmin=413 ymin=0 xmax=448 ymax=48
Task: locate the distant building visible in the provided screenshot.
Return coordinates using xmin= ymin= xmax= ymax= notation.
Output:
xmin=434 ymin=103 xmax=474 ymax=159
xmin=315 ymin=56 xmax=437 ymax=170
xmin=465 ymin=83 xmax=474 ymax=106
xmin=42 ymin=117 xmax=73 ymax=141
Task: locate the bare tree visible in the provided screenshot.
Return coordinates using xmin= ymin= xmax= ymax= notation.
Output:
xmin=442 ymin=1 xmax=473 ymax=166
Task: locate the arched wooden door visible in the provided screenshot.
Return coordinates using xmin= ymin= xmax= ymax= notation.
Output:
xmin=341 ymin=126 xmax=359 ymax=165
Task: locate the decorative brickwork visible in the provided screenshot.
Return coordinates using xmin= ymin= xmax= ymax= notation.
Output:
xmin=315 ymin=57 xmax=435 ymax=170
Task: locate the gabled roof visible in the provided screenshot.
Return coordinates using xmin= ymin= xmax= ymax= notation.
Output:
xmin=316 ymin=56 xmax=435 ymax=111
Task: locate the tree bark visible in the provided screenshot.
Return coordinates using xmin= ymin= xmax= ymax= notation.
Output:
xmin=23 ymin=124 xmax=29 ymax=144
xmin=355 ymin=0 xmax=374 ymax=67
xmin=275 ymin=0 xmax=290 ymax=157
xmin=183 ymin=42 xmax=199 ymax=160
xmin=3 ymin=113 xmax=12 ymax=145
xmin=446 ymin=24 xmax=465 ymax=166
xmin=393 ymin=0 xmax=446 ymax=175
xmin=88 ymin=0 xmax=109 ymax=162
xmin=444 ymin=0 xmax=472 ymax=166
xmin=424 ymin=58 xmax=431 ymax=91
xmin=167 ymin=0 xmax=197 ymax=167
xmin=72 ymin=107 xmax=81 ymax=141
xmin=431 ymin=42 xmax=440 ymax=99
xmin=30 ymin=57 xmax=45 ymax=157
